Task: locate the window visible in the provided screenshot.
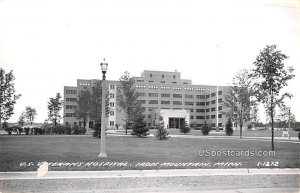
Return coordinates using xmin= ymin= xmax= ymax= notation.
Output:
xmin=148 ymin=107 xmax=158 ymax=111
xmin=173 ymin=101 xmax=182 ymax=105
xmin=109 ymin=93 xmax=115 ymax=98
xmin=148 ymin=123 xmax=151 ymax=127
xmin=138 ymin=100 xmax=146 ymax=104
xmin=218 ymin=98 xmax=223 ymax=103
xmin=196 ymin=95 xmax=205 ymax=99
xmin=161 ymin=81 xmax=165 ymax=83
xmin=148 ymin=93 xmax=158 ymax=97
xmin=190 ymin=116 xmax=193 ymax=119
xmin=185 ymin=101 xmax=194 ymax=106
xmin=150 ymin=74 xmax=152 ymax=78
xmin=173 ymin=87 xmax=182 ymax=90
xmin=206 ymin=115 xmax=210 ymax=119
xmin=138 ymin=92 xmax=146 ymax=97
xmin=206 ymin=102 xmax=210 ymax=106
xmin=149 ymin=100 xmax=158 ymax=104
xmin=109 ymin=102 xmax=114 ymax=107
xmin=218 ymin=114 xmax=222 ymax=118
xmin=141 ymin=107 xmax=146 ymax=112
xmin=148 ymin=114 xmax=151 ymax=119
xmin=196 ymin=102 xmax=205 ymax=106
xmin=149 ymin=80 xmax=154 ymax=83
xmin=196 ymin=116 xmax=205 ymax=119
xmin=185 ymin=94 xmax=194 ymax=99
xmin=66 ymin=105 xmax=76 ymax=110
xmin=173 ymin=75 xmax=176 ymax=79
xmin=162 ymin=74 xmax=164 ymax=78
xmin=161 ymin=93 xmax=170 ymax=97
xmin=206 ymin=109 xmax=210 ymax=112
xmin=161 ymin=101 xmax=170 ymax=105
xmin=161 ymin=86 xmax=171 ymax=90
xmin=196 ymin=109 xmax=205 ymax=113
xmin=211 ymin=123 xmax=216 ymax=127
xmin=110 ymin=85 xmax=115 ymax=90
xmin=218 ymin=106 xmax=222 ymax=111
xmin=211 ymin=93 xmax=216 ymax=97
xmin=211 ymin=115 xmax=216 ymax=119
xmin=66 ymin=90 xmax=77 ymax=94
xmin=218 ymin=123 xmax=223 ymax=127
xmin=172 ymin=82 xmax=177 ymax=84
xmin=173 ymin=94 xmax=182 ymax=98
xmin=218 ymin=90 xmax=223 ymax=95
xmin=148 ymin=86 xmax=159 ymax=89
xmin=211 ymin=100 xmax=216 ymax=104
xmin=110 ymin=121 xmax=114 ymax=126
xmin=110 ymin=111 xmax=115 ymax=116
xmin=211 ymin=107 xmax=216 ymax=112
xmin=206 ymin=94 xmax=210 ymax=99
xmin=66 ymin=98 xmax=77 ymax=102
xmin=136 ymin=85 xmax=146 ymax=89
xmin=66 ymin=113 xmax=75 ymax=117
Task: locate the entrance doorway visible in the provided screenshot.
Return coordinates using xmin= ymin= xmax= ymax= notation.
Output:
xmin=169 ymin=117 xmax=185 ymax=129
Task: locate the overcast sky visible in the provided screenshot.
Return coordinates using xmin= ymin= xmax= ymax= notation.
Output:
xmin=1 ymin=0 xmax=299 ymax=123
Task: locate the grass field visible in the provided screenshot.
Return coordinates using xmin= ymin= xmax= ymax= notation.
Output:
xmin=0 ymin=134 xmax=299 ymax=171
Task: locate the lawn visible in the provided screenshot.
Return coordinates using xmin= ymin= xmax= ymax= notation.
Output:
xmin=0 ymin=134 xmax=299 ymax=171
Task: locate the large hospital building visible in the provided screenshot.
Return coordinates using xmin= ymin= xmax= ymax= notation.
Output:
xmin=63 ymin=70 xmax=231 ymax=130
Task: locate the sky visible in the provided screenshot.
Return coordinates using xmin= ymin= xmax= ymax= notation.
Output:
xmin=0 ymin=0 xmax=299 ymax=123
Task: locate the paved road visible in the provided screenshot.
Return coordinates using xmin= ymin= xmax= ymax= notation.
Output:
xmin=0 ymin=169 xmax=299 ymax=193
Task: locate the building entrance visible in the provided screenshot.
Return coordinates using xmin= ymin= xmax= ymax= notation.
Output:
xmin=169 ymin=117 xmax=185 ymax=129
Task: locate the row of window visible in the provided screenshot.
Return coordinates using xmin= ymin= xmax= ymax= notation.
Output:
xmin=65 ymin=90 xmax=77 ymax=94
xmin=190 ymin=114 xmax=223 ymax=120
xmin=137 ymin=99 xmax=222 ymax=106
xmin=140 ymin=93 xmax=223 ymax=99
xmin=136 ymin=85 xmax=222 ymax=94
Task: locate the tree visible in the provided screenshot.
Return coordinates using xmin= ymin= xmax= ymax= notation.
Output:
xmin=18 ymin=112 xmax=26 ymax=127
xmin=117 ymin=71 xmax=142 ymax=135
xmin=223 ymin=69 xmax=255 ymax=138
xmin=180 ymin=120 xmax=190 ymax=134
xmin=154 ymin=116 xmax=169 ymax=140
xmin=25 ymin=106 xmax=37 ymax=125
xmin=225 ymin=118 xmax=233 ymax=136
xmin=201 ymin=121 xmax=211 ymax=135
xmin=89 ymin=80 xmax=110 ymax=123
xmin=0 ymin=68 xmax=21 ymax=127
xmin=76 ymin=89 xmax=91 ymax=128
xmin=251 ymin=45 xmax=295 ymax=151
xmin=47 ymin=93 xmax=63 ymax=127
xmin=131 ymin=113 xmax=149 ymax=137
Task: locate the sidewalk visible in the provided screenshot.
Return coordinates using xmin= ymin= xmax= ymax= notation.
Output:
xmin=1 ymin=168 xmax=299 ymax=180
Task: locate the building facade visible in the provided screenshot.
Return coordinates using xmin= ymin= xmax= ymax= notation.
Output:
xmin=63 ymin=70 xmax=231 ymax=130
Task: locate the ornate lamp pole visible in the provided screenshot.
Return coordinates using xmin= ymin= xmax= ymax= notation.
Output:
xmin=98 ymin=59 xmax=108 ymax=158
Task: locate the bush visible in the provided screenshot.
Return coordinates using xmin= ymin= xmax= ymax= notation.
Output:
xmin=225 ymin=118 xmax=233 ymax=136
xmin=73 ymin=125 xmax=86 ymax=135
xmin=180 ymin=120 xmax=190 ymax=134
xmin=201 ymin=121 xmax=211 ymax=135
xmin=24 ymin=127 xmax=30 ymax=135
xmin=154 ymin=117 xmax=169 ymax=140
xmin=92 ymin=122 xmax=101 ymax=138
xmin=5 ymin=126 xmax=23 ymax=135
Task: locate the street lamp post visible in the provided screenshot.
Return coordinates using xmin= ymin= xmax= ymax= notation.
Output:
xmin=98 ymin=59 xmax=108 ymax=158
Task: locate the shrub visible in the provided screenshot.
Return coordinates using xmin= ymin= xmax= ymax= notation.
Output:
xmin=4 ymin=127 xmax=12 ymax=135
xmin=73 ymin=125 xmax=86 ymax=135
xmin=201 ymin=121 xmax=211 ymax=135
xmin=225 ymin=118 xmax=233 ymax=136
xmin=154 ymin=117 xmax=169 ymax=140
xmin=92 ymin=122 xmax=101 ymax=138
xmin=24 ymin=127 xmax=30 ymax=135
xmin=180 ymin=120 xmax=190 ymax=134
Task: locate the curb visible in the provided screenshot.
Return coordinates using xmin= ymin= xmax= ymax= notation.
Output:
xmin=0 ymin=168 xmax=299 ymax=180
